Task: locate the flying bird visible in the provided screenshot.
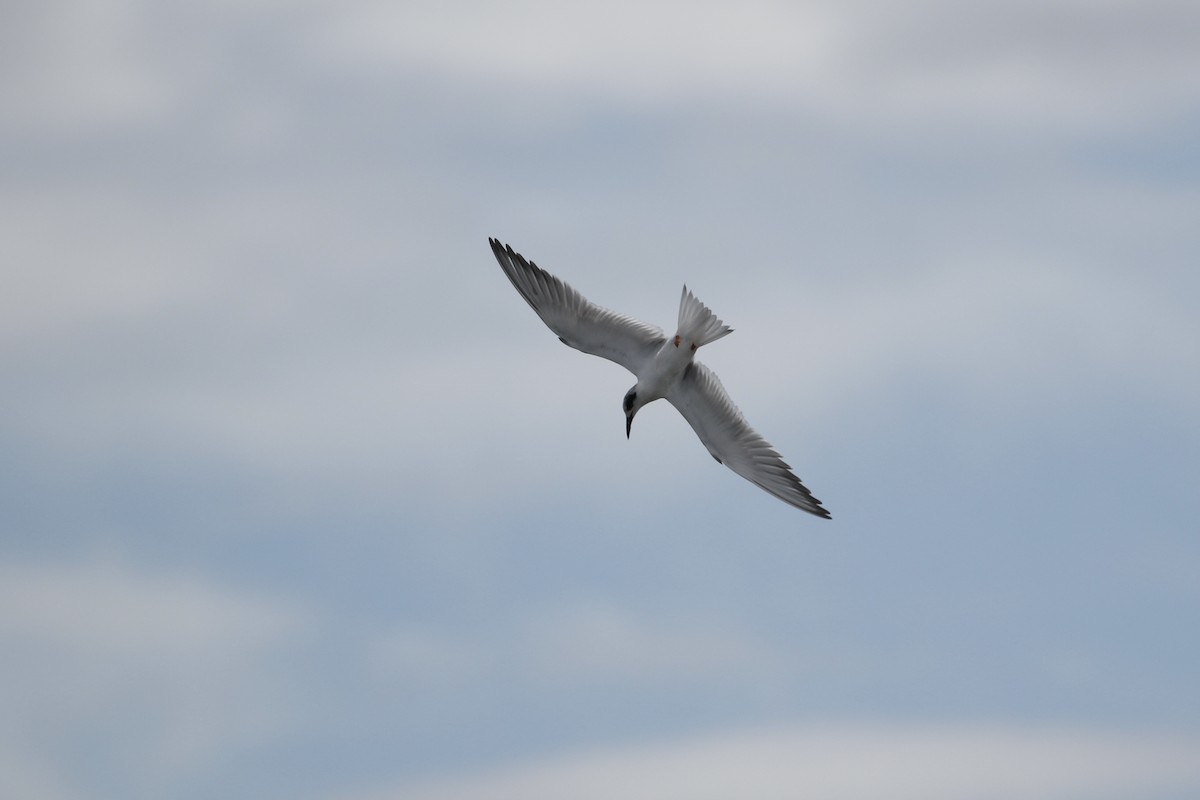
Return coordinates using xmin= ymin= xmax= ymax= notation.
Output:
xmin=490 ymin=239 xmax=830 ymax=518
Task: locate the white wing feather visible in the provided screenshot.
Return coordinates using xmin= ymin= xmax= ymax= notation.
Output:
xmin=491 ymin=239 xmax=665 ymax=375
xmin=667 ymin=362 xmax=830 ymax=518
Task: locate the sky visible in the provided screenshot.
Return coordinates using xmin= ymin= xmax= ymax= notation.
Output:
xmin=2 ymin=0 xmax=1199 ymax=798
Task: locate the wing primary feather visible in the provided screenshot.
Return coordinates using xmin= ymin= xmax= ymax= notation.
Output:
xmin=666 ymin=361 xmax=831 ymax=518
xmin=490 ymin=238 xmax=666 ymax=375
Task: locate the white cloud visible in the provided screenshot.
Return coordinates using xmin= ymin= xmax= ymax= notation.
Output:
xmin=346 ymin=722 xmax=1200 ymax=800
xmin=711 ymin=257 xmax=1200 ymax=435
xmin=0 ymin=556 xmax=311 ymax=796
xmin=0 ymin=744 xmax=81 ymax=800
xmin=0 ymin=557 xmax=303 ymax=657
xmin=0 ymin=1 xmax=174 ymax=132
xmin=317 ymin=0 xmax=1200 ymax=131
xmin=368 ymin=602 xmax=786 ymax=690
xmin=520 ymin=602 xmax=785 ymax=686
xmin=367 ymin=627 xmax=484 ymax=688
xmin=5 ymin=0 xmax=1197 ymax=142
xmin=321 ymin=0 xmax=839 ymax=100
xmin=0 ymin=0 xmax=302 ymax=135
xmin=0 ymin=187 xmax=217 ymax=350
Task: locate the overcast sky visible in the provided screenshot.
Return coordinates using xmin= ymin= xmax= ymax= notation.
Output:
xmin=3 ymin=1 xmax=1199 ymax=799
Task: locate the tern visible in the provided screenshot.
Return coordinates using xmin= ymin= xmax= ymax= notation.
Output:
xmin=490 ymin=239 xmax=830 ymax=518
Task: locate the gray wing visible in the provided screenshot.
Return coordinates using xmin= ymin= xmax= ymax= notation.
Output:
xmin=491 ymin=239 xmax=666 ymax=375
xmin=667 ymin=361 xmax=831 ymax=518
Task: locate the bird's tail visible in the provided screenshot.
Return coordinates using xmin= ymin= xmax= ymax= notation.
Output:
xmin=676 ymin=286 xmax=733 ymax=348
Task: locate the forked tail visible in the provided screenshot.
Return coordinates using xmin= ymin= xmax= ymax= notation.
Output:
xmin=676 ymin=286 xmax=733 ymax=348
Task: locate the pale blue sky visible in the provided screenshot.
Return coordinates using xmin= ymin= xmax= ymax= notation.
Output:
xmin=2 ymin=1 xmax=1199 ymax=798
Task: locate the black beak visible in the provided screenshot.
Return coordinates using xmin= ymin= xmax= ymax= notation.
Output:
xmin=625 ymin=412 xmax=633 ymax=439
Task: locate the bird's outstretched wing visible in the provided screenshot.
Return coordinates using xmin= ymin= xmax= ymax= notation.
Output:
xmin=667 ymin=361 xmax=831 ymax=518
xmin=491 ymin=238 xmax=666 ymax=374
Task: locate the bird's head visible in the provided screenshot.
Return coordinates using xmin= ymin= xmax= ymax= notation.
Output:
xmin=622 ymin=387 xmax=641 ymax=439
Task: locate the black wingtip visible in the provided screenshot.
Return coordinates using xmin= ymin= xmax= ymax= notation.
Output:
xmin=489 ymin=237 xmax=517 ymax=258
xmin=804 ymin=497 xmax=832 ymax=519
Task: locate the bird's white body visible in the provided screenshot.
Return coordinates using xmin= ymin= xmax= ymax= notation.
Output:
xmin=490 ymin=238 xmax=830 ymax=518
xmin=635 ymin=311 xmax=719 ymax=404
xmin=635 ymin=341 xmax=692 ymax=405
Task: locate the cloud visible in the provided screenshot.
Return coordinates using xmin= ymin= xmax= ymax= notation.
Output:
xmin=347 ymin=722 xmax=1200 ymax=800
xmin=0 ymin=556 xmax=311 ymax=796
xmin=0 ymin=745 xmax=81 ymax=800
xmin=688 ymin=254 xmax=1200 ymax=442
xmin=320 ymin=0 xmax=838 ymax=95
xmin=521 ymin=603 xmax=783 ymax=684
xmin=3 ymin=0 xmax=1190 ymax=144
xmin=368 ymin=601 xmax=786 ymax=690
xmin=0 ymin=2 xmax=171 ymax=132
xmin=0 ymin=557 xmax=303 ymax=656
xmin=0 ymin=0 xmax=310 ymax=136
xmin=0 ymin=186 xmax=217 ymax=350
xmin=317 ymin=0 xmax=1200 ymax=131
